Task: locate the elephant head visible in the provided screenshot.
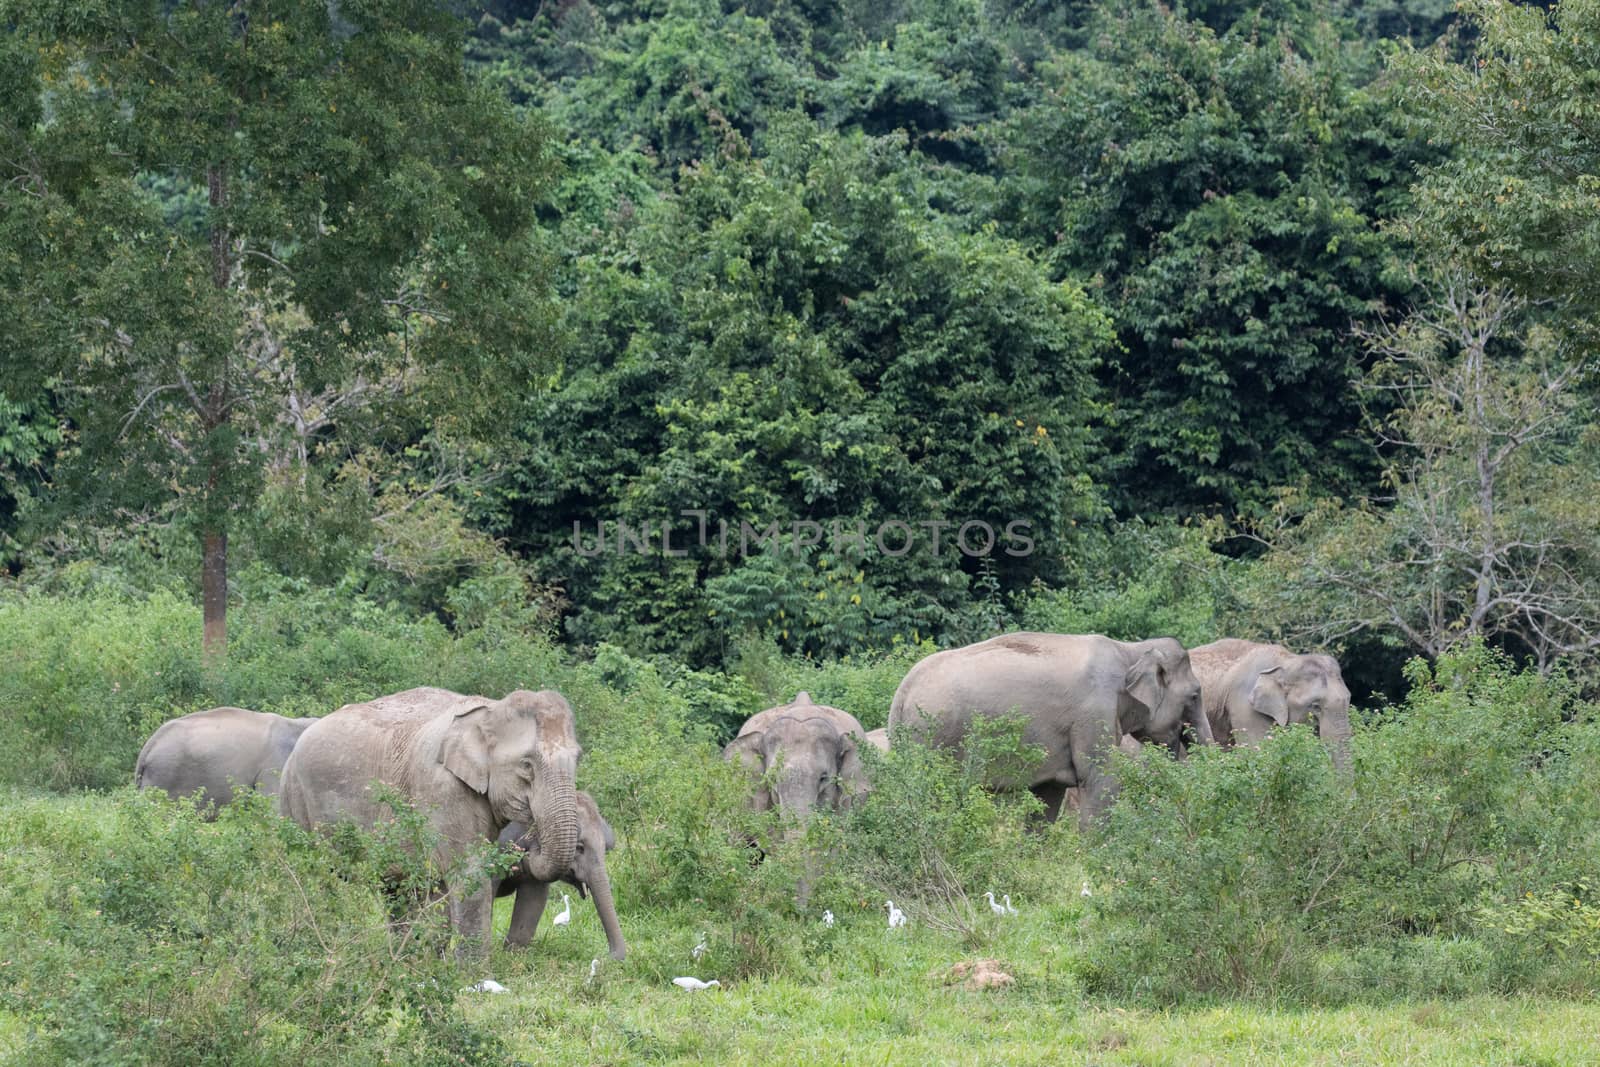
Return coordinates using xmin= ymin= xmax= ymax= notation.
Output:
xmin=501 ymin=791 xmax=626 ymax=960
xmin=1242 ymin=653 xmax=1352 ymax=765
xmin=441 ymin=689 xmax=582 ymax=882
xmin=724 ymin=693 xmax=869 ymax=820
xmin=1119 ymin=638 xmax=1212 ymax=754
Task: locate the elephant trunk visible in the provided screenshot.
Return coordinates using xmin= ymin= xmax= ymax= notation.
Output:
xmin=1184 ymin=695 xmax=1216 ymax=747
xmin=521 ymin=766 xmax=579 ymax=882
xmin=587 ymin=861 xmax=627 ymax=961
xmin=1319 ymin=702 xmax=1353 ymax=773
xmin=774 ymin=772 xmax=817 ymax=831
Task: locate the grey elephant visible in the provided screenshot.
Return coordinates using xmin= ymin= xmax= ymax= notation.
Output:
xmin=495 ymin=790 xmax=626 ymax=960
xmin=887 ymin=633 xmax=1211 ymax=826
xmin=1189 ymin=639 xmax=1352 ymax=766
xmin=278 ymin=686 xmax=583 ymax=957
xmin=135 ymin=706 xmax=314 ymax=815
xmin=863 ymin=727 xmax=890 ymax=753
xmin=723 ymin=692 xmax=869 ymax=818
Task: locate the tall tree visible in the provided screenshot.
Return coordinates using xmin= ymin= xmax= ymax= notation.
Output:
xmin=1 ymin=0 xmax=557 ymax=655
xmin=1246 ymin=277 xmax=1600 ymax=673
xmin=1396 ymin=0 xmax=1600 ymax=328
xmin=997 ymin=2 xmax=1418 ymax=519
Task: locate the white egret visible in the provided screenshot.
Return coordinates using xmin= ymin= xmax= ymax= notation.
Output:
xmin=1003 ymin=894 xmax=1019 ymax=916
xmin=1081 ymin=881 xmax=1092 ymax=898
xmin=672 ymin=977 xmax=721 ymax=991
xmin=468 ymin=979 xmax=508 ymax=994
xmin=552 ymin=892 xmax=572 ymax=927
xmin=984 ymin=891 xmax=1007 ymax=916
xmin=886 ymin=900 xmax=906 ymax=929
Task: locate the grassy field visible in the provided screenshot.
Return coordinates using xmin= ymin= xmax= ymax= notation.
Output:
xmin=467 ymin=897 xmax=1600 ymax=1066
xmin=3 ymin=788 xmax=1599 ymax=1065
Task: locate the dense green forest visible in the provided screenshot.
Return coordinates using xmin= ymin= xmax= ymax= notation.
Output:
xmin=5 ymin=1 xmax=1600 ymax=1062
xmin=4 ymin=0 xmax=1596 ymax=689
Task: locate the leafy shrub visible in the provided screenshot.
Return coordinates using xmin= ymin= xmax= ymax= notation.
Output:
xmin=730 ymin=635 xmax=935 ymax=732
xmin=835 ymin=718 xmax=1046 ymax=930
xmin=0 ymin=790 xmax=507 ymax=1066
xmin=0 ymin=584 xmax=565 ymax=791
xmin=1082 ymin=728 xmax=1348 ymax=999
xmin=1019 ymin=520 xmax=1228 ymax=646
xmin=1082 ymin=643 xmax=1600 ymax=1003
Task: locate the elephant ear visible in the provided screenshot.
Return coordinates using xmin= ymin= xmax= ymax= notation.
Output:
xmin=723 ymin=731 xmax=772 ymax=812
xmin=439 ymin=700 xmax=493 ymax=794
xmin=724 ymin=730 xmax=765 ymax=771
xmin=1123 ymin=650 xmax=1168 ymax=715
xmin=836 ymin=732 xmax=868 ymax=807
xmin=1247 ymin=666 xmax=1290 ymax=727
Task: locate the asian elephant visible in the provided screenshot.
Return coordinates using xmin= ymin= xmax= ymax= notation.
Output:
xmin=863 ymin=728 xmax=890 ymax=753
xmin=135 ymin=706 xmax=313 ymax=815
xmin=723 ymin=692 xmax=869 ymax=819
xmin=1188 ymin=639 xmax=1352 ymax=768
xmin=887 ymin=633 xmax=1210 ymax=827
xmin=495 ymin=790 xmax=626 ymax=960
xmin=278 ymin=686 xmax=582 ymax=957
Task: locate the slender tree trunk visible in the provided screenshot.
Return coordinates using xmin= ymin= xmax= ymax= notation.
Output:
xmin=203 ymin=160 xmax=232 ymax=661
xmin=202 ymin=529 xmax=228 ymax=657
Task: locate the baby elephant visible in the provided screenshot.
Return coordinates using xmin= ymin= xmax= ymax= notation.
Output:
xmin=495 ymin=790 xmax=627 ymax=961
xmin=724 ymin=692 xmax=869 ymax=819
xmin=135 ymin=706 xmax=314 ymax=816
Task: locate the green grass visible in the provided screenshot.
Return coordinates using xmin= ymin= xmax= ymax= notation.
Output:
xmin=470 ymin=896 xmax=1600 ymax=1066
xmin=4 ymin=791 xmax=1599 ymax=1065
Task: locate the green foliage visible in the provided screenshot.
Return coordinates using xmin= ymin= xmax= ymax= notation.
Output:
xmin=1396 ymin=0 xmax=1600 ymax=328
xmin=0 ymin=0 xmax=560 ymax=646
xmin=997 ymin=2 xmax=1417 ymax=517
xmin=0 ymin=790 xmax=506 ymax=1066
xmin=838 ymin=719 xmax=1045 ymax=920
xmin=0 ymin=583 xmax=564 ymax=791
xmin=496 ymin=120 xmax=1111 ymax=664
xmin=1019 ymin=520 xmax=1230 ymax=646
xmin=1083 ymin=643 xmax=1600 ymax=1002
xmin=1242 ymin=280 xmax=1600 ymax=674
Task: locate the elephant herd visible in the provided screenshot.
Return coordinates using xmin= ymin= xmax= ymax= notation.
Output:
xmin=723 ymin=634 xmax=1351 ymax=828
xmin=137 ymin=686 xmax=625 ymax=962
xmin=133 ymin=633 xmax=1348 ymax=961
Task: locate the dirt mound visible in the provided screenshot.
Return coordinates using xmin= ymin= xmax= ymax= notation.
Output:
xmin=943 ymin=959 xmax=1015 ymax=991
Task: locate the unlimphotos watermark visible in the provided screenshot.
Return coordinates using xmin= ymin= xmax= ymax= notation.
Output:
xmin=572 ymin=510 xmax=1034 ymax=560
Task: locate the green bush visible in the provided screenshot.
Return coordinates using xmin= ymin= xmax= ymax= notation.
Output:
xmin=1082 ymin=643 xmax=1600 ymax=1003
xmin=1018 ymin=520 xmax=1228 ymax=646
xmin=730 ymin=635 xmax=935 ymax=732
xmin=0 ymin=584 xmax=564 ymax=791
xmin=834 ymin=718 xmax=1047 ymax=930
xmin=0 ymin=790 xmax=507 ymax=1066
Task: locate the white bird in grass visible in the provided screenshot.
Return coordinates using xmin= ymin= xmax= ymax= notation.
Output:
xmin=1081 ymin=881 xmax=1092 ymax=898
xmin=672 ymin=976 xmax=721 ymax=991
xmin=1003 ymin=894 xmax=1019 ymax=916
xmin=587 ymin=959 xmax=599 ymax=985
xmin=822 ymin=910 xmax=835 ymax=927
xmin=468 ymin=979 xmax=508 ymax=994
xmin=552 ymin=892 xmax=572 ymax=927
xmin=692 ymin=932 xmax=707 ymax=961
xmin=886 ymin=900 xmax=907 ymax=929
xmin=984 ymin=891 xmax=1007 ymax=917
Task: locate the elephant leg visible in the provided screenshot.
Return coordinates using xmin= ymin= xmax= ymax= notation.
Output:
xmin=1031 ymin=781 xmax=1068 ymax=823
xmin=452 ymin=879 xmax=494 ymax=960
xmin=505 ymin=880 xmax=550 ymax=949
xmin=1072 ymin=741 xmax=1117 ymax=831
